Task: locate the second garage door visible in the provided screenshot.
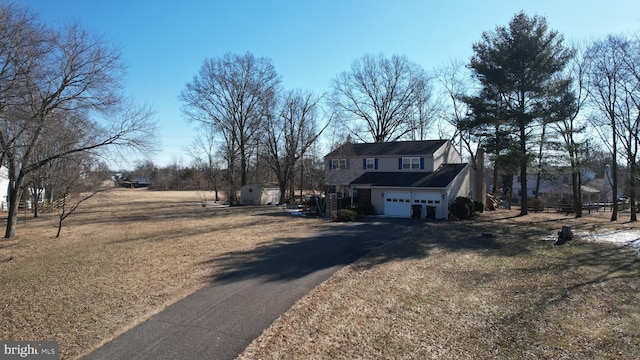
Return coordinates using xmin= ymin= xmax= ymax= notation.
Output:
xmin=384 ymin=191 xmax=411 ymax=217
xmin=413 ymin=192 xmax=442 ymax=219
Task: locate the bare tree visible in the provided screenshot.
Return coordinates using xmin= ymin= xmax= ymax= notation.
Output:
xmin=188 ymin=125 xmax=222 ymax=201
xmin=47 ymin=154 xmax=112 ymax=237
xmin=585 ymin=35 xmax=633 ymax=221
xmin=261 ymin=89 xmax=328 ymax=204
xmin=330 ymin=53 xmax=427 ymax=143
xmin=552 ymin=43 xmax=591 ymax=217
xmin=616 ymin=35 xmax=640 ymax=221
xmin=0 ymin=4 xmax=47 ymax=167
xmin=0 ymin=6 xmax=156 ymax=238
xmin=408 ymin=73 xmax=441 ymax=141
xmin=180 ymin=52 xmax=280 ymax=204
xmin=436 ymin=60 xmax=479 ymax=167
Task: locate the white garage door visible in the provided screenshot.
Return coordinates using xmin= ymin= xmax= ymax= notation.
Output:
xmin=413 ymin=192 xmax=442 ymax=219
xmin=384 ymin=191 xmax=412 ymax=217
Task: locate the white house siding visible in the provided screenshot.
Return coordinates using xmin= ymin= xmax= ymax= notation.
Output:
xmin=446 ymin=165 xmax=475 ymax=204
xmin=324 ymin=159 xmax=365 ymax=188
xmin=0 ymin=167 xmax=8 ymax=211
xmin=433 ymin=142 xmax=463 ymax=169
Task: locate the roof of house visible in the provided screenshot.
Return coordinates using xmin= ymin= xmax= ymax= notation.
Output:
xmin=349 ymin=163 xmax=468 ymax=188
xmin=325 ymin=139 xmax=448 ymax=158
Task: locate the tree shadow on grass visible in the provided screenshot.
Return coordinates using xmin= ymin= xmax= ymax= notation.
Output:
xmin=201 ymin=219 xmax=413 ymax=283
xmin=200 ymin=217 xmax=522 ymax=284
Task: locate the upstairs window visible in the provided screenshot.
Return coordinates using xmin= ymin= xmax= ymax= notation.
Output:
xmin=365 ymin=158 xmax=377 ymax=169
xmin=402 ymin=157 xmax=420 ymax=169
xmin=331 ymin=159 xmax=347 ymax=169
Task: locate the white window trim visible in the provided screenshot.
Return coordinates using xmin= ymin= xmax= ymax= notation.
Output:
xmin=332 ymin=159 xmax=347 ymax=169
xmin=402 ymin=157 xmax=420 ymax=170
xmin=366 ymin=158 xmax=375 ymax=169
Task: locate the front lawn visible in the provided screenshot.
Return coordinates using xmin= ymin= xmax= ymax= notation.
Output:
xmin=240 ymin=210 xmax=640 ymax=359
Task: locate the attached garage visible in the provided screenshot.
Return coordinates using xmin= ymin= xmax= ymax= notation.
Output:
xmin=349 ymin=163 xmax=473 ymax=220
xmin=384 ymin=191 xmax=411 ymax=217
xmin=412 ymin=192 xmax=443 ymax=219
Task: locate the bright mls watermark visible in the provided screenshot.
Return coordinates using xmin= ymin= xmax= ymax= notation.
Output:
xmin=0 ymin=341 xmax=58 ymax=359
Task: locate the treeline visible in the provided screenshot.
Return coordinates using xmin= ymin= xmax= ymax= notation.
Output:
xmin=120 ymin=156 xmax=326 ymax=199
xmin=4 ymin=2 xmax=640 ymax=241
xmin=0 ymin=4 xmax=155 ymax=238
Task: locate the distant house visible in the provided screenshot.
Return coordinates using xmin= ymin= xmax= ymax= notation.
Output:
xmin=507 ymin=167 xmax=603 ymax=206
xmin=135 ymin=178 xmax=150 ymax=188
xmin=0 ymin=167 xmax=8 ymax=211
xmin=240 ymin=183 xmax=281 ymax=205
xmin=324 ymin=139 xmax=476 ymax=219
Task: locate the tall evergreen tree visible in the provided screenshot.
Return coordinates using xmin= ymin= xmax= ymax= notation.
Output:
xmin=467 ymin=12 xmax=575 ymax=215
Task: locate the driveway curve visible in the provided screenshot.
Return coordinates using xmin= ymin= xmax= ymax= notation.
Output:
xmin=83 ymin=217 xmax=416 ymax=360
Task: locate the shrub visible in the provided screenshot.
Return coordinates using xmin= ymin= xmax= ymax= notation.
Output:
xmin=529 ymin=197 xmax=545 ymax=212
xmin=450 ymin=196 xmax=474 ymax=219
xmin=336 ymin=209 xmax=357 ymax=222
xmin=474 ymin=200 xmax=484 ymax=213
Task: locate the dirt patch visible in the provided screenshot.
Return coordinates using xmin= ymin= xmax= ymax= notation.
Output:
xmin=240 ymin=209 xmax=640 ymax=359
xmin=0 ymin=189 xmax=330 ymax=359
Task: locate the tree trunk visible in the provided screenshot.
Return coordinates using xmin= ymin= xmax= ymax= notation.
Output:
xmin=300 ymin=162 xmax=304 ymax=203
xmin=572 ymin=168 xmax=582 ymax=218
xmin=610 ymin=124 xmax=618 ymax=221
xmin=279 ymin=182 xmax=287 ymax=206
xmin=240 ymin=146 xmax=247 ymax=187
xmin=493 ymin=164 xmax=499 ymax=196
xmin=534 ymin=123 xmax=546 ymax=200
xmin=5 ymin=184 xmax=23 ymax=239
xmin=629 ymin=161 xmax=637 ymax=222
xmin=519 ymin=125 xmax=528 ymax=216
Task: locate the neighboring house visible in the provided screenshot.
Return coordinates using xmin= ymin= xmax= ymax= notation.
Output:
xmin=0 ymin=167 xmax=8 ymax=211
xmin=324 ymin=139 xmax=475 ymax=219
xmin=135 ymin=178 xmax=150 ymax=188
xmin=240 ymin=183 xmax=281 ymax=205
xmin=508 ymin=167 xmax=601 ymax=205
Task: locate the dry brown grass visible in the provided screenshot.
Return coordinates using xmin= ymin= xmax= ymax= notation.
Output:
xmin=0 ymin=189 xmax=330 ymax=359
xmin=240 ymin=209 xmax=640 ymax=360
xmin=3 ymin=193 xmax=640 ymax=360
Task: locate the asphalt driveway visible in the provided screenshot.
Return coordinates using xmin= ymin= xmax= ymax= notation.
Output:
xmin=83 ymin=217 xmax=417 ymax=360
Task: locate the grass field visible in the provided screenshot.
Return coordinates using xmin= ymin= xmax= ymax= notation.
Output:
xmin=0 ymin=189 xmax=330 ymax=359
xmin=240 ymin=210 xmax=640 ymax=359
xmin=1 ymin=189 xmax=639 ymax=359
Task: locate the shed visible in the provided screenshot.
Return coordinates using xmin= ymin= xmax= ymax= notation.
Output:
xmin=240 ymin=183 xmax=281 ymax=205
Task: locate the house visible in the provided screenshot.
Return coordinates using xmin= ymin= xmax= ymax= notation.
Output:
xmin=324 ymin=139 xmax=476 ymax=219
xmin=134 ymin=178 xmax=150 ymax=188
xmin=240 ymin=183 xmax=281 ymax=205
xmin=0 ymin=167 xmax=8 ymax=211
xmin=506 ymin=167 xmax=602 ymax=206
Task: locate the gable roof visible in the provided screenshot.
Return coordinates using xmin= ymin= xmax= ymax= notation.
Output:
xmin=350 ymin=163 xmax=468 ymax=188
xmin=325 ymin=140 xmax=448 ymax=158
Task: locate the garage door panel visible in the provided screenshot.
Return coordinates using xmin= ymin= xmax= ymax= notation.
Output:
xmin=384 ymin=191 xmax=411 ymax=217
xmin=412 ymin=192 xmax=442 ymax=219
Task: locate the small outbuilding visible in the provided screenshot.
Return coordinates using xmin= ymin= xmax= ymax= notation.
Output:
xmin=240 ymin=183 xmax=281 ymax=205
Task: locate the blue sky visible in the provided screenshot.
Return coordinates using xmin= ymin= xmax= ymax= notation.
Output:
xmin=14 ymin=0 xmax=640 ymax=169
